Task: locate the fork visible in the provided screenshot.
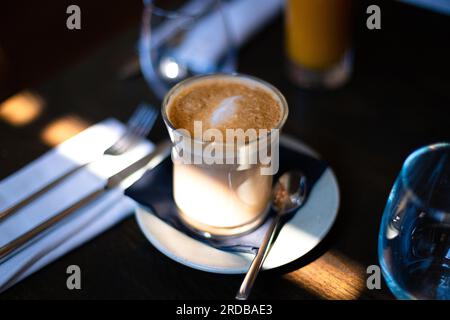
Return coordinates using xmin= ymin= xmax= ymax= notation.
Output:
xmin=0 ymin=103 xmax=158 ymax=222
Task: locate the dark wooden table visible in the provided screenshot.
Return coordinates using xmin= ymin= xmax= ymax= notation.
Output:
xmin=1 ymin=1 xmax=449 ymax=299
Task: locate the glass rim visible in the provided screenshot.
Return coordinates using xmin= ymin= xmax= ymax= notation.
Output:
xmin=161 ymin=72 xmax=289 ymax=146
xmin=400 ymin=142 xmax=450 ymax=214
xmin=143 ymin=0 xmax=220 ymax=19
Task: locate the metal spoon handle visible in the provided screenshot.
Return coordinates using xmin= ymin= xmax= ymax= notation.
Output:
xmin=235 ymin=214 xmax=282 ymax=300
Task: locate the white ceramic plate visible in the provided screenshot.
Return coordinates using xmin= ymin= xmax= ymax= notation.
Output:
xmin=135 ymin=135 xmax=340 ymax=274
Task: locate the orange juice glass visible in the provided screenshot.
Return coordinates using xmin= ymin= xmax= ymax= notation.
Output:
xmin=285 ymin=0 xmax=353 ymax=88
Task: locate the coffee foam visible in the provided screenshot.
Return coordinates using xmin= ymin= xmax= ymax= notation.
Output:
xmin=166 ymin=76 xmax=283 ymax=138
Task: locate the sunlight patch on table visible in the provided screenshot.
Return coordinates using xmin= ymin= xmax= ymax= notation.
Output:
xmin=0 ymin=91 xmax=44 ymax=126
xmin=284 ymin=250 xmax=367 ymax=300
xmin=41 ymin=115 xmax=90 ymax=147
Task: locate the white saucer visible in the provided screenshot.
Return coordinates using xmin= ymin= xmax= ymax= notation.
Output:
xmin=135 ymin=135 xmax=340 ymax=274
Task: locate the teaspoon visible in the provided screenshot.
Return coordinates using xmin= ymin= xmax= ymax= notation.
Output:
xmin=235 ymin=171 xmax=307 ymax=300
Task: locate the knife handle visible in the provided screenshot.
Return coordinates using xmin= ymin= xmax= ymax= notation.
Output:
xmin=0 ymin=186 xmax=105 ymax=264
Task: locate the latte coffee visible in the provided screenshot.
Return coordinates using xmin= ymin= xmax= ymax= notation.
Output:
xmin=166 ymin=76 xmax=283 ymax=137
xmin=162 ymin=74 xmax=288 ymax=237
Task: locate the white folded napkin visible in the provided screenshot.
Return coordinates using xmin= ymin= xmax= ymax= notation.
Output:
xmin=146 ymin=0 xmax=283 ymax=73
xmin=173 ymin=0 xmax=284 ymax=74
xmin=0 ymin=119 xmax=154 ymax=292
xmin=140 ymin=0 xmax=283 ymax=98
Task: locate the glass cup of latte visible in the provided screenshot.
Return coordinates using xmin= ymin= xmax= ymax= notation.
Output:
xmin=162 ymin=74 xmax=288 ymax=237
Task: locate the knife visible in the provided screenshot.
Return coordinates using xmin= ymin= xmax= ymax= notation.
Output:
xmin=0 ymin=140 xmax=172 ymax=264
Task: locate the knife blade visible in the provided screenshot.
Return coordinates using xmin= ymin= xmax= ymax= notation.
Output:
xmin=0 ymin=140 xmax=172 ymax=264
